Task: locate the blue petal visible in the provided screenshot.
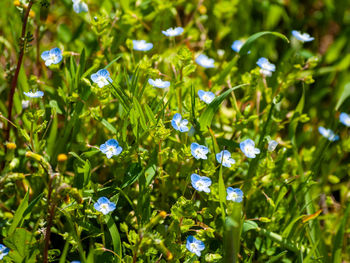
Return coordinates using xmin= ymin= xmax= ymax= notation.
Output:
xmin=191 ymin=143 xmax=199 ymax=152
xmin=50 ymin=47 xmax=62 ymax=56
xmin=108 ymin=202 xmax=116 ymax=212
xmin=99 ymin=143 xmax=107 ymax=153
xmin=198 ymin=90 xmax=205 ymax=100
xmin=98 ymin=69 xmax=109 ymax=77
xmin=97 ymin=196 xmax=109 ymax=204
xmin=41 ymin=51 xmax=50 ymax=61
xmin=91 ymin=73 xmax=99 ymax=82
xmin=115 ymin=146 xmax=123 ymax=155
xmin=191 ymin=173 xmax=200 ymax=184
xmin=93 ymin=202 xmax=101 ymax=211
xmin=106 ymin=139 xmax=118 ymax=147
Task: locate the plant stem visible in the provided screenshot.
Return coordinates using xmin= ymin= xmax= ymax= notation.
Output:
xmin=5 ymin=0 xmax=34 ymax=141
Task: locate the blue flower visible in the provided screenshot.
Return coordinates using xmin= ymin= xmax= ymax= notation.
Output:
xmin=198 ymin=90 xmax=215 ymax=104
xmin=72 ymin=0 xmax=88 ymax=13
xmin=340 ymin=112 xmax=350 ymax=127
xmin=186 ymin=236 xmax=205 ymax=257
xmin=256 ymin=57 xmax=275 ymax=77
xmin=318 ymin=126 xmax=339 ymax=141
xmin=292 ymin=30 xmax=314 ymax=42
xmin=191 ymin=143 xmax=209 ymax=160
xmin=148 ymin=78 xmax=170 ymax=88
xmin=191 ymin=173 xmax=212 ymax=193
xmin=132 ymin=40 xmax=153 ymax=51
xmin=94 ymin=197 xmax=116 ymax=215
xmin=240 ymin=139 xmax=260 ymax=158
xmin=0 ymin=244 xmax=10 ymax=260
xmin=162 ymin=27 xmax=184 ymax=37
xmin=216 ymin=150 xmax=235 ymax=168
xmin=100 ymin=139 xmax=123 ymax=159
xmin=71 ymin=261 xmax=81 ymax=263
xmin=91 ymin=69 xmax=113 ymax=88
xmin=23 ymin=90 xmax=44 ymax=98
xmin=171 ymin=113 xmax=189 ymax=132
xmin=226 ymin=187 xmax=243 ymax=202
xmin=195 ymin=54 xmax=215 ymax=68
xmin=41 ymin=47 xmax=62 ymax=67
xmin=231 ymin=40 xmax=244 ymax=52
xmin=268 ymin=140 xmax=278 ymax=152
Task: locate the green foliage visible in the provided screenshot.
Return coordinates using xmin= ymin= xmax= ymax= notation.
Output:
xmin=1 ymin=0 xmax=350 ymax=262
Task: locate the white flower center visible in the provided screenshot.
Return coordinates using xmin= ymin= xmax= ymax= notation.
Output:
xmin=244 ymin=145 xmax=255 ymax=155
xmin=229 ymin=192 xmax=238 ymax=200
xmin=190 ymin=243 xmax=198 ymax=251
xmin=100 ymin=203 xmax=109 ymax=212
xmin=195 ymin=149 xmax=203 ymax=157
xmin=196 ymin=181 xmax=204 ymax=189
xmin=108 ymin=146 xmax=115 ymax=152
xmin=203 ymin=94 xmax=211 ymax=102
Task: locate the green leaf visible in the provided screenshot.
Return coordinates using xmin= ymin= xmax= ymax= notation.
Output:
xmin=104 ymin=54 xmax=122 ymax=69
xmin=106 ymin=215 xmax=122 ymax=262
xmin=100 ymin=118 xmax=117 ymax=134
xmin=49 ymin=100 xmax=63 ymax=114
xmin=121 ymin=163 xmax=142 ymax=189
xmin=332 ymin=203 xmax=350 ymax=263
xmin=214 ymin=56 xmax=239 ymax=85
xmin=242 ymin=220 xmax=259 ymax=234
xmin=335 ymin=82 xmax=350 ymax=111
xmin=239 ymin=31 xmax=289 ymax=55
xmin=132 ymin=97 xmax=147 ymax=131
xmin=224 ymin=202 xmax=243 ymax=263
xmin=23 ymin=193 xmax=43 ymax=219
xmin=198 ymin=84 xmax=248 ymax=131
xmin=4 ymin=228 xmax=37 ymax=261
xmin=8 ymin=190 xmax=29 ymax=235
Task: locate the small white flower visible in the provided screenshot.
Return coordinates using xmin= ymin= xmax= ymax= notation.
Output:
xmin=292 ymin=30 xmax=314 ymax=42
xmin=162 ymin=27 xmax=184 ymax=37
xmin=90 ymin=69 xmax=113 ymax=88
xmin=340 ymin=112 xmax=350 ymax=127
xmin=23 ymin=91 xmax=44 ymax=98
xmin=41 ymin=48 xmax=63 ymax=67
xmin=72 ymin=0 xmax=88 ymax=13
xmin=256 ymin=57 xmax=275 ymax=77
xmin=198 ymin=90 xmax=215 ymax=104
xmin=240 ymin=139 xmax=260 ymax=158
xmin=268 ymin=140 xmax=278 ymax=152
xmin=148 ymin=78 xmax=170 ymax=88
xmin=132 ymin=40 xmax=153 ymax=51
xmin=226 ymin=187 xmax=243 ymax=202
xmin=191 ymin=143 xmax=209 ymax=160
xmin=216 ymin=150 xmax=235 ymax=168
xmin=195 ymin=54 xmax=215 ymax=68
xmin=171 ymin=113 xmax=189 ymax=132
